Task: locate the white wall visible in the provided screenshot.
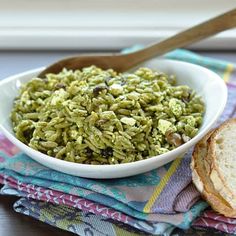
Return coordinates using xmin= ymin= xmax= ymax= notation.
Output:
xmin=0 ymin=0 xmax=235 ymax=50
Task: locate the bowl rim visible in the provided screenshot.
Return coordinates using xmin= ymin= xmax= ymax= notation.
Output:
xmin=0 ymin=59 xmax=228 ymax=172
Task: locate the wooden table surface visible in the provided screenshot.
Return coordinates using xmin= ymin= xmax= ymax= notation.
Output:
xmin=0 ymin=50 xmax=235 ymax=236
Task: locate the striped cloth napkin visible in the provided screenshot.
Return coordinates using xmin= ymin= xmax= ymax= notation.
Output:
xmin=0 ymin=149 xmax=207 ymax=235
xmin=0 ymin=49 xmax=236 ymax=236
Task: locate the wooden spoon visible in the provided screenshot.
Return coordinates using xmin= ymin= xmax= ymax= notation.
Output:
xmin=39 ymin=8 xmax=236 ymax=77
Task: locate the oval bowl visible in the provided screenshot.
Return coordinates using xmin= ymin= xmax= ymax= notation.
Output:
xmin=0 ymin=59 xmax=227 ymax=179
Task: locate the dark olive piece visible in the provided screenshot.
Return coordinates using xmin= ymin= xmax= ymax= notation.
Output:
xmin=142 ymin=150 xmax=149 ymax=157
xmin=93 ymin=86 xmax=108 ymax=96
xmin=85 ymin=148 xmax=93 ymax=158
xmin=101 ymin=147 xmax=113 ymax=158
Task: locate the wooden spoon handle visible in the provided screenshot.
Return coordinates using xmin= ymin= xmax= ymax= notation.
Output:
xmin=126 ymin=8 xmax=236 ymax=65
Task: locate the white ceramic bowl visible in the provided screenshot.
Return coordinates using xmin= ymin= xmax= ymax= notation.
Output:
xmin=0 ymin=59 xmax=227 ymax=179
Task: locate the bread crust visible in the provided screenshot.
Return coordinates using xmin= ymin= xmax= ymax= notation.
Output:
xmin=191 ymin=132 xmax=211 ymax=193
xmin=191 ymin=129 xmax=236 ymax=217
xmin=208 ymin=118 xmax=236 ymax=210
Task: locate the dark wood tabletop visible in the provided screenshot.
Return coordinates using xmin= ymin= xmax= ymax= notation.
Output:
xmin=0 ymin=50 xmax=235 ymax=236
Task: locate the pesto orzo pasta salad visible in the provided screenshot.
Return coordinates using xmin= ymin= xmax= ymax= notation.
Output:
xmin=11 ymin=66 xmax=205 ymax=164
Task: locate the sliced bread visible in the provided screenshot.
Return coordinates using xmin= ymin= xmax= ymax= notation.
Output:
xmin=208 ymin=118 xmax=236 ymax=210
xmin=191 ymin=130 xmax=236 ymax=217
